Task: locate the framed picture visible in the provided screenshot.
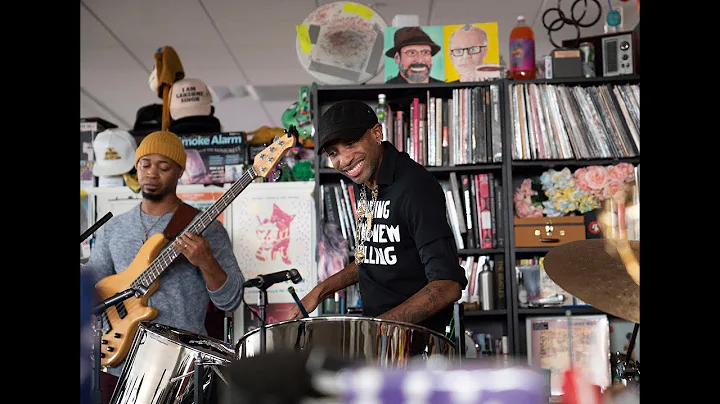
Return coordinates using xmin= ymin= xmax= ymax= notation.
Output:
xmin=229 ymin=181 xmax=317 ymax=305
xmin=443 ymin=22 xmax=502 ymax=82
xmin=526 ymin=314 xmax=611 ymax=396
xmin=384 ymin=25 xmax=445 ymax=84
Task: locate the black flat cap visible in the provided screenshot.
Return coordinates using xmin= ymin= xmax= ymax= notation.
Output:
xmin=317 ymin=100 xmax=378 ymax=155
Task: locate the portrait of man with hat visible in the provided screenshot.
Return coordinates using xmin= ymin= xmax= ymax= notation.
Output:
xmin=384 ymin=26 xmax=445 ymax=84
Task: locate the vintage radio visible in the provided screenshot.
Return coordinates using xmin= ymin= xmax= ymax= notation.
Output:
xmin=514 ymin=216 xmax=586 ymax=248
xmin=561 ymin=23 xmax=640 ymax=77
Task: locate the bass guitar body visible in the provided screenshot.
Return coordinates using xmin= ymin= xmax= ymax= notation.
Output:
xmin=94 ymin=233 xmax=167 ymax=367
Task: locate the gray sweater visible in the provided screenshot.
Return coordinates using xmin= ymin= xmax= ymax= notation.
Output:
xmin=82 ymin=203 xmax=244 ymax=376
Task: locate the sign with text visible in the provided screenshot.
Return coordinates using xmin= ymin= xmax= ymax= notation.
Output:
xmin=178 ymin=132 xmax=248 ymax=185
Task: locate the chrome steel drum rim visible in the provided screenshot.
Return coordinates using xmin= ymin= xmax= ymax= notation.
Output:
xmin=237 ymin=316 xmax=453 ymax=345
xmin=138 ymin=322 xmax=235 ymax=361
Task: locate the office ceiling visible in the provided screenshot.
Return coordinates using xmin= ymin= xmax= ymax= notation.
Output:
xmin=80 ymin=0 xmax=639 ymax=133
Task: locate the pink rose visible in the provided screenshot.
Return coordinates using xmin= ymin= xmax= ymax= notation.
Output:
xmin=519 ymin=178 xmax=536 ymax=197
xmin=583 ymin=165 xmax=609 ymax=192
xmin=575 ymin=177 xmax=591 ymax=194
xmin=606 ymin=165 xmax=627 ymax=183
xmin=615 ymin=163 xmax=636 ymax=183
xmin=517 ymin=203 xmax=543 ymax=218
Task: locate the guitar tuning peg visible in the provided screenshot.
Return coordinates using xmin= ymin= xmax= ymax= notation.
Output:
xmin=273 ymin=135 xmax=280 ymax=142
xmin=271 ymin=169 xmax=282 ymax=181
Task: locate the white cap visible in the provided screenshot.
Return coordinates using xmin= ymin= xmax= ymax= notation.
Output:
xmin=92 ymin=129 xmax=138 ymax=176
xmin=170 ymin=78 xmax=213 ymax=120
xmin=517 ymin=15 xmax=525 ymax=21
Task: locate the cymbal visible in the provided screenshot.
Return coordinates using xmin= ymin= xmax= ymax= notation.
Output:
xmin=543 ymin=239 xmax=639 ymax=323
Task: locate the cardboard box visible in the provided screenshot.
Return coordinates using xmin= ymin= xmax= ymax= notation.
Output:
xmin=81 ymin=117 xmax=118 ymax=188
xmin=514 ymin=216 xmax=586 ymax=248
xmin=178 ymin=132 xmax=248 ymax=185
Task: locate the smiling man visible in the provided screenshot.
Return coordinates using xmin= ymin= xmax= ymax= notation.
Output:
xmin=449 ymin=24 xmax=490 ymax=82
xmin=385 ymin=26 xmax=444 ymax=84
xmin=288 ymin=100 xmax=467 ymax=334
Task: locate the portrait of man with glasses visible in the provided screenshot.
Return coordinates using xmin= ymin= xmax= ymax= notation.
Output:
xmin=384 ymin=26 xmax=444 ymax=84
xmin=446 ymin=23 xmax=501 ymax=82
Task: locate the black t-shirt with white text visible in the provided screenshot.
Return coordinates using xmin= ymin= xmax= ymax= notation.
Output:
xmin=353 ymin=142 xmax=468 ymax=334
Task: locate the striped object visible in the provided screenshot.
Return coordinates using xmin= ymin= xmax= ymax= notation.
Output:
xmin=335 ymin=366 xmax=548 ymax=404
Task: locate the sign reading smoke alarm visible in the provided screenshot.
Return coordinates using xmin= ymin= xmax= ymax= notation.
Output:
xmin=296 ymin=1 xmax=388 ymax=85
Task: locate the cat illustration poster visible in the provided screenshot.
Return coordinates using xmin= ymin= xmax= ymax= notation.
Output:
xmin=254 ymin=203 xmax=295 ymax=265
xmin=230 ymin=181 xmax=316 ymax=305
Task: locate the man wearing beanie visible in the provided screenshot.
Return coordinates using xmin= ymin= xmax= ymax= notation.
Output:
xmin=81 ymin=130 xmax=244 ymax=404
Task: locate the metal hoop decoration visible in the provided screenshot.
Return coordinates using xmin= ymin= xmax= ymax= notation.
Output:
xmin=543 ymin=0 xmax=602 ymax=48
xmin=571 ymin=0 xmax=602 ymax=27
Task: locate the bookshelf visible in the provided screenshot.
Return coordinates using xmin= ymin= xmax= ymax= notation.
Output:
xmin=310 ymin=74 xmax=640 ymax=361
xmin=504 ymin=74 xmax=640 ymax=357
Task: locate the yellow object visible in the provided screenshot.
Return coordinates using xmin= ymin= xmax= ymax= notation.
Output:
xmin=296 ymin=25 xmax=312 ymax=53
xmin=81 ymin=189 xmax=88 ymax=200
xmin=247 ymin=126 xmax=286 ymax=145
xmin=123 ymin=172 xmax=141 ymax=193
xmin=343 ymin=2 xmax=374 ymax=19
xmin=134 ymin=130 xmax=187 ymax=170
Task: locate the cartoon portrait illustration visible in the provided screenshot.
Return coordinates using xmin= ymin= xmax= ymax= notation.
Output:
xmin=255 ymin=203 xmax=295 ymax=265
xmin=384 ymin=26 xmax=445 ymax=84
xmin=444 ymin=22 xmax=501 ymax=82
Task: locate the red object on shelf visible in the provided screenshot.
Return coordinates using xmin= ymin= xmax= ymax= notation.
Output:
xmin=560 ymin=368 xmax=603 ymax=404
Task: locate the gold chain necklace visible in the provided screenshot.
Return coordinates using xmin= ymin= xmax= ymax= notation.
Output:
xmin=354 ymin=184 xmax=378 ymax=264
xmin=139 ymin=199 xmax=180 ymax=243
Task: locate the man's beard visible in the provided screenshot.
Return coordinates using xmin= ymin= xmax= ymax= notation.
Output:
xmin=142 ymin=191 xmax=164 ymax=201
xmin=401 ymin=63 xmax=431 ymax=83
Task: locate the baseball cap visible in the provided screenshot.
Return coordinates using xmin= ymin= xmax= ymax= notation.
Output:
xmin=169 ymin=78 xmax=213 ymax=120
xmin=317 ymin=100 xmax=378 ymax=155
xmin=92 ymin=129 xmax=138 ymax=176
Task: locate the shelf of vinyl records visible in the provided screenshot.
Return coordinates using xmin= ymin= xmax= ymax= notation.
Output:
xmin=508 ymin=80 xmax=639 ymax=162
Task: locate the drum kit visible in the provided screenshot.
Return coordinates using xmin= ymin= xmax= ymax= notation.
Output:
xmin=86 ymin=187 xmax=640 ymax=404
xmin=96 ymin=231 xmax=639 ymax=404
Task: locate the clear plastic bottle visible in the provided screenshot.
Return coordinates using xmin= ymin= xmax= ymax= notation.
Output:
xmin=376 ymin=94 xmax=388 ymax=141
xmin=509 ymin=15 xmax=536 ymax=79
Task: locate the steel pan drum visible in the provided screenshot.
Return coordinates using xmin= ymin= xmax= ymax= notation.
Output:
xmin=110 ymin=322 xmax=235 ymax=404
xmin=235 ymin=316 xmax=456 ymax=367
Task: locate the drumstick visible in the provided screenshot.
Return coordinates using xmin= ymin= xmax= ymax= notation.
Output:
xmin=288 ymin=286 xmax=310 ymax=318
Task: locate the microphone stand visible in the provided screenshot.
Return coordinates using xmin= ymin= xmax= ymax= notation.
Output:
xmin=623 ymin=323 xmax=640 ymax=387
xmin=81 ymin=212 xmax=112 ymax=243
xmin=80 ymin=211 xmax=113 ymax=404
xmin=257 ymin=285 xmax=269 ymax=355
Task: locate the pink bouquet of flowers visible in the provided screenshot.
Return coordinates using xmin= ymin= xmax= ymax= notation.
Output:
xmin=514 ymin=163 xmax=637 ymax=218
xmin=573 ymin=163 xmax=636 ymax=201
xmin=513 ymin=178 xmax=544 ymax=218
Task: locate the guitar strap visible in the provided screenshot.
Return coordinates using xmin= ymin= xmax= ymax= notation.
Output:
xmin=163 ymin=201 xmax=201 ymax=240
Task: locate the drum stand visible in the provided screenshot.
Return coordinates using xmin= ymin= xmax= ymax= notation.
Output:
xmin=92 ymin=315 xmax=102 ymax=404
xmin=91 ymin=288 xmax=138 ymax=404
xmin=81 ymin=211 xmax=113 ymax=404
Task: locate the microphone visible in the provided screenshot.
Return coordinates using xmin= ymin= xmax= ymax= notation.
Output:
xmin=288 ymin=286 xmax=309 ymax=318
xmin=80 ymin=212 xmax=113 ymax=243
xmin=244 ymin=269 xmax=302 ymax=289
xmin=93 ymin=288 xmax=137 ymax=315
